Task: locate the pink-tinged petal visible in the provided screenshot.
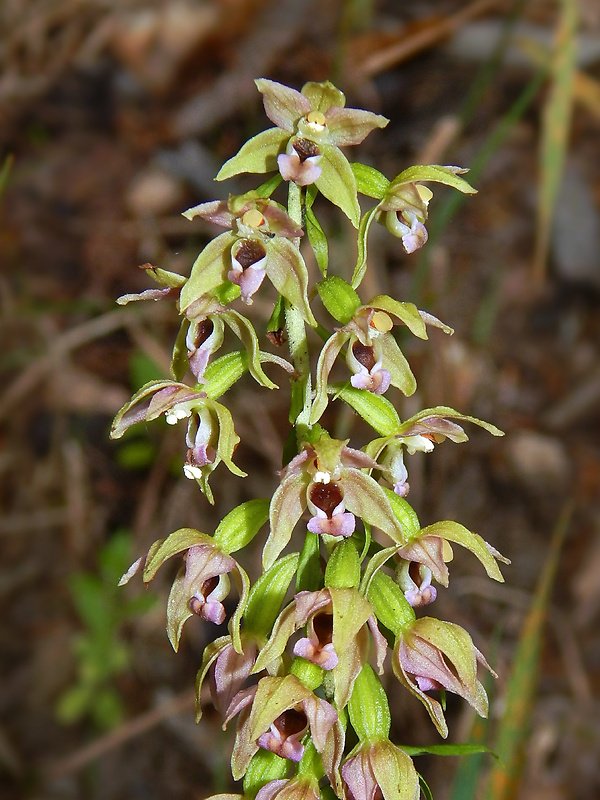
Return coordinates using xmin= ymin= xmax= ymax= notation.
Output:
xmin=256 ymin=78 xmax=310 ymax=132
xmin=211 ymin=640 xmax=258 ymax=716
xmin=401 ymin=213 xmax=428 ymax=253
xmin=302 ymin=695 xmax=338 ymax=752
xmin=117 ymin=286 xmax=180 ymax=304
xmin=294 ymin=589 xmax=332 ymax=626
xmin=277 ymin=152 xmax=322 ymax=185
xmin=225 ymin=685 xmax=258 ymax=726
xmin=294 ymin=637 xmax=339 ymax=670
xmin=367 ymin=615 xmax=388 ymax=674
xmin=350 ymin=365 xmax=391 ymax=394
xmin=260 ymin=202 xmax=304 ymax=238
xmin=342 ymin=748 xmax=378 ymax=800
xmin=228 ymin=263 xmax=267 ymax=304
xmin=307 ymin=511 xmax=355 ymax=538
xmin=340 ymin=445 xmax=379 ymax=471
xmin=397 ymin=537 xmax=449 ymax=586
xmin=182 ymin=199 xmax=234 ymax=228
xmin=324 ymin=106 xmax=389 ymax=147
xmin=198 ymin=599 xmax=227 ymax=624
xmin=255 ymin=781 xmax=288 ymax=800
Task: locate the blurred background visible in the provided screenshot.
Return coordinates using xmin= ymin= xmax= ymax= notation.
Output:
xmin=1 ymin=1 xmax=600 ymax=798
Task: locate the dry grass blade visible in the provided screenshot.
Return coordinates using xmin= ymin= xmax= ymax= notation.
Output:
xmin=484 ymin=502 xmax=573 ymax=800
xmin=532 ymin=0 xmax=578 ymax=283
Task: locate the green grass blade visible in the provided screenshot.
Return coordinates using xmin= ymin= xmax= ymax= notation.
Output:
xmin=533 ymin=0 xmax=578 ymax=282
xmin=485 ymin=502 xmax=573 ymax=800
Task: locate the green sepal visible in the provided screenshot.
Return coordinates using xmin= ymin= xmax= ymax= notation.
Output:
xmin=202 ymin=351 xmax=249 ymax=398
xmin=305 ymin=185 xmax=328 ymax=276
xmin=360 ymin=544 xmax=404 ymax=596
xmin=263 ymin=471 xmax=311 ymax=570
xmin=317 ymin=276 xmax=361 ymax=324
xmin=213 ymin=499 xmax=270 ymax=554
xmin=170 ymin=318 xmax=191 ymax=380
xmin=179 ymin=231 xmax=235 ymax=315
xmin=216 ymin=127 xmax=289 ymax=181
xmin=389 ymin=165 xmax=477 ymax=195
xmin=208 ymin=398 xmax=246 ymax=477
xmin=194 ymin=636 xmax=230 ymax=721
xmin=222 ymin=310 xmax=278 ymax=389
xmin=418 ymin=520 xmax=507 ymax=582
xmin=335 ymin=384 xmax=401 ymax=436
xmin=243 ymin=552 xmax=300 ymax=638
xmin=290 ymin=656 xmax=325 ymax=691
xmin=142 ymin=528 xmax=212 ymax=583
xmin=229 ymin=563 xmax=251 ymax=653
xmin=243 ymin=749 xmax=290 ymax=800
xmin=366 ymin=295 xmax=428 ymax=338
xmin=145 ymin=265 xmax=187 ymax=288
xmin=396 ymin=405 xmax=505 ymax=439
xmin=325 ymin=539 xmax=361 ymax=589
xmin=367 ymin=570 xmax=415 ymax=636
xmin=352 ymin=204 xmax=379 ymax=289
xmin=351 ymin=162 xmax=390 ymax=199
xmin=379 ymin=334 xmax=416 ymax=396
xmin=315 ymin=144 xmax=360 ymax=227
xmin=348 ymin=664 xmax=391 ymax=740
xmin=296 ymin=531 xmax=323 ymax=593
xmin=302 ymin=80 xmax=346 ymax=112
xmin=265 ymin=237 xmax=317 ymax=327
xmin=382 ymin=488 xmax=420 ymax=539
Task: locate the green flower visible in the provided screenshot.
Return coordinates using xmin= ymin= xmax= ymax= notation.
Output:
xmin=216 ymin=79 xmax=389 ymax=226
xmin=179 ymin=193 xmax=315 ymax=326
xmin=110 ymin=379 xmax=244 ymax=502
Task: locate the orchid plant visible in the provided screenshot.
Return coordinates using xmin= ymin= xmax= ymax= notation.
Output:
xmin=112 ymin=79 xmax=508 ymax=800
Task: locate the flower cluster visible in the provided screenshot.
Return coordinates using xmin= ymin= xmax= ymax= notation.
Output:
xmin=113 ymin=79 xmax=507 ymax=800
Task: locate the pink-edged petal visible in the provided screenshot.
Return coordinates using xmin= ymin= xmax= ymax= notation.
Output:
xmin=324 ymin=106 xmax=388 ymax=147
xmin=367 ymin=615 xmax=388 ymax=674
xmin=302 ymin=695 xmax=338 ymax=752
xmin=182 ymin=199 xmax=234 ymax=228
xmin=277 ymin=152 xmax=322 ymax=186
xmin=256 ymin=78 xmax=310 ymax=132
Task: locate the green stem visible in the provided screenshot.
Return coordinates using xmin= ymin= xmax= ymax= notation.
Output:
xmin=285 ymin=182 xmax=312 ymax=433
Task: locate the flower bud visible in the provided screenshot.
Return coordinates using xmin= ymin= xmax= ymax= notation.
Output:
xmin=348 ymin=664 xmax=390 ymax=741
xmin=367 ymin=570 xmax=416 ymax=636
xmin=317 ymin=276 xmax=361 ymax=324
xmin=325 ymin=539 xmax=361 ymax=589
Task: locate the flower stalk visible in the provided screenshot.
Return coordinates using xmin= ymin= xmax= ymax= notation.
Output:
xmin=113 ymin=77 xmax=508 ymax=800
